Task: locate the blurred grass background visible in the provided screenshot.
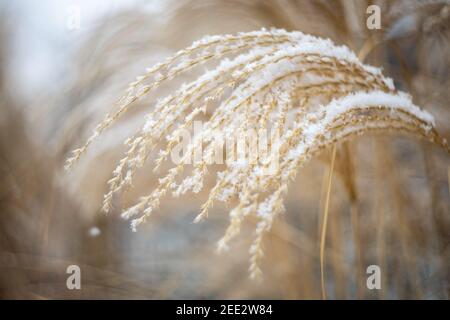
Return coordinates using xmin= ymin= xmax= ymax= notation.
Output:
xmin=0 ymin=0 xmax=449 ymax=299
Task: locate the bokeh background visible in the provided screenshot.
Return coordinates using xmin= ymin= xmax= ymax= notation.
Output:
xmin=0 ymin=0 xmax=449 ymax=299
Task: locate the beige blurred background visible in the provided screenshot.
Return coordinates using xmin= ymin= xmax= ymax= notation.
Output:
xmin=0 ymin=0 xmax=449 ymax=299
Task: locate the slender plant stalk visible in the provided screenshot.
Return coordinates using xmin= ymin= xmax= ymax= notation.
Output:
xmin=320 ymin=37 xmax=374 ymax=300
xmin=320 ymin=145 xmax=337 ymax=300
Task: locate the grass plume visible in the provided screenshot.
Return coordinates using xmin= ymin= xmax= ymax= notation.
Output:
xmin=66 ymin=28 xmax=448 ymax=277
